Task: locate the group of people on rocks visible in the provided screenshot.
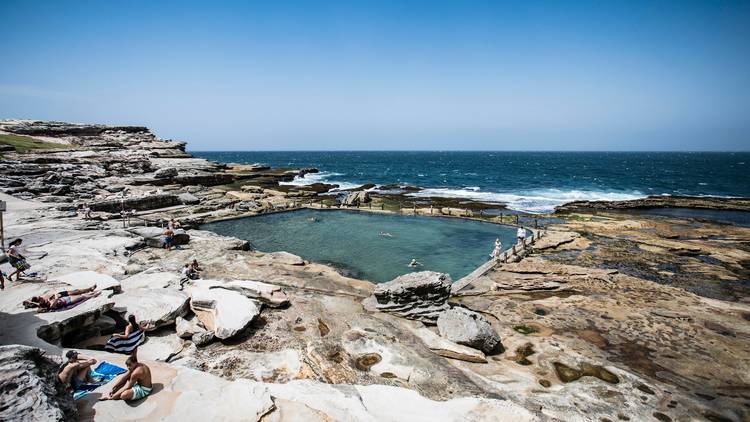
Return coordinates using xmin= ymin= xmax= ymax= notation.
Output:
xmin=59 ymin=312 xmax=154 ymax=401
xmin=179 ymin=259 xmax=202 ymax=289
xmin=489 ymin=226 xmax=528 ymax=260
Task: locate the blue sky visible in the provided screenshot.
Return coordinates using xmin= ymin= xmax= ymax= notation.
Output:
xmin=1 ymin=1 xmax=748 ymax=150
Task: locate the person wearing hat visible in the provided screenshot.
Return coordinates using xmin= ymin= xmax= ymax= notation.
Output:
xmin=58 ymin=350 xmax=97 ymax=389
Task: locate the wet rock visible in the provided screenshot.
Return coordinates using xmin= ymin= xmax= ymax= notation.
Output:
xmin=513 ymin=343 xmax=535 ymax=365
xmin=368 ymin=271 xmax=452 ymax=323
xmin=354 ymin=353 xmax=382 ymax=371
xmin=0 ymin=345 xmax=77 ymax=422
xmin=553 ymin=362 xmax=620 ymax=384
xmin=436 ymin=307 xmax=503 ymax=355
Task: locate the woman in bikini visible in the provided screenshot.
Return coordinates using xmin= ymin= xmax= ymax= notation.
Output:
xmin=23 ymin=285 xmax=100 ymax=312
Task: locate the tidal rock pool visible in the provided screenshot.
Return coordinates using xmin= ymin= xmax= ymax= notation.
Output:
xmin=203 ymin=209 xmax=519 ymax=283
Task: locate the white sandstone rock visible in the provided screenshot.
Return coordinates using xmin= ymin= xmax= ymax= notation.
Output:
xmin=189 ymin=286 xmax=261 ymax=339
xmin=112 ymin=289 xmax=189 ymax=330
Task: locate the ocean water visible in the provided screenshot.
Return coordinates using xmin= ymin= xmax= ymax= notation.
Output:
xmin=193 ymin=151 xmax=750 ymax=213
xmin=202 ymin=209 xmax=519 ymax=283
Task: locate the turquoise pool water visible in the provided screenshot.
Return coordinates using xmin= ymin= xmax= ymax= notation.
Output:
xmin=202 ymin=209 xmax=519 ymax=283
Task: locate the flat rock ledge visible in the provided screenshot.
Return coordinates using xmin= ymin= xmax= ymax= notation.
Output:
xmin=0 ymin=345 xmax=77 ymax=422
xmin=366 ymin=271 xmax=452 ymax=323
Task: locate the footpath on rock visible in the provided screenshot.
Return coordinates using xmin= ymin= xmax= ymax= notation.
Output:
xmin=0 ymin=120 xmax=748 ymax=422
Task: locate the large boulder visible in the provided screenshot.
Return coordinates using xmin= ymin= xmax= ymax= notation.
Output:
xmin=189 ymin=286 xmax=262 ymax=340
xmin=112 ymin=289 xmax=190 ymax=330
xmin=89 ymin=193 xmax=181 ymax=213
xmin=176 ymin=315 xmax=207 ymax=339
xmin=437 ymin=307 xmax=503 ymax=355
xmin=368 ymin=271 xmax=452 ymax=323
xmin=409 ymin=325 xmax=487 ymax=363
xmin=128 ymin=226 xmax=190 ymax=248
xmin=177 ymin=192 xmax=200 ymax=205
xmin=342 ymin=190 xmax=370 ymax=206
xmin=154 ymin=167 xmax=178 ymax=178
xmin=0 ymin=345 xmax=78 ymax=422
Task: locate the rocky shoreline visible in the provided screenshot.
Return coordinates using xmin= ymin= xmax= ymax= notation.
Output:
xmin=1 ymin=120 xmax=749 ymax=422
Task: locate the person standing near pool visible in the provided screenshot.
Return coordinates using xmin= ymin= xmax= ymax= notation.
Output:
xmin=490 ymin=238 xmax=502 ymax=259
xmin=516 ymin=226 xmax=526 ymax=244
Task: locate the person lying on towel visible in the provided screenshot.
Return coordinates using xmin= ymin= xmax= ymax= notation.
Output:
xmin=23 ymin=285 xmax=100 ymax=312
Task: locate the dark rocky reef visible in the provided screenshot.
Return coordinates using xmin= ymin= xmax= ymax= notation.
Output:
xmin=556 ymin=195 xmax=750 ymax=213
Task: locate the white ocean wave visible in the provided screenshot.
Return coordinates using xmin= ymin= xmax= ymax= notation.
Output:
xmin=280 ymin=171 xmax=361 ymax=190
xmin=408 ymin=188 xmax=646 ymax=213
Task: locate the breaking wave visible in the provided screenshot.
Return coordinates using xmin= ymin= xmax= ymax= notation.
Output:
xmin=408 ymin=188 xmax=646 ymax=213
xmin=280 ymin=171 xmax=362 ymax=191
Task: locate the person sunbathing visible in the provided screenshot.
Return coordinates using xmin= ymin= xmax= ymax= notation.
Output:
xmin=100 ymin=355 xmax=153 ymax=401
xmin=59 ymin=350 xmax=97 ymax=389
xmin=23 ymin=285 xmax=100 ymax=312
xmin=105 ymin=315 xmax=151 ymax=354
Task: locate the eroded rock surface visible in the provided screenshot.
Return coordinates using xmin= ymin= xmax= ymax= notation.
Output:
xmin=437 ymin=307 xmax=503 ymax=355
xmin=0 ymin=345 xmax=77 ymax=422
xmin=368 ymin=271 xmax=452 ymax=323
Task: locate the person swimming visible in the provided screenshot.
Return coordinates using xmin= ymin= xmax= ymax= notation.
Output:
xmin=379 ymin=231 xmax=393 ymax=237
xmin=408 ymin=258 xmax=423 ymax=267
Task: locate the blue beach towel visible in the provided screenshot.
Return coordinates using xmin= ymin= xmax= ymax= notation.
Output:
xmin=72 ymin=361 xmax=127 ymax=401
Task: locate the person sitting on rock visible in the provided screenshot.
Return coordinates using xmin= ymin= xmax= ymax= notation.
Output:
xmin=106 ymin=315 xmax=150 ymax=354
xmin=163 ymin=228 xmax=175 ymax=250
xmin=179 ymin=264 xmax=193 ymax=290
xmin=100 ymin=354 xmax=153 ymax=402
xmin=23 ymin=285 xmax=100 ymax=312
xmin=168 ymin=218 xmax=181 ymax=230
xmin=59 ymin=350 xmax=97 ymax=389
xmin=6 ymin=238 xmax=31 ymax=281
xmin=189 ymin=259 xmax=202 ymax=277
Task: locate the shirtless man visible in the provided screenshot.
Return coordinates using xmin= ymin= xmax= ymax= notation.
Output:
xmin=100 ymin=355 xmax=153 ymax=401
xmin=59 ymin=350 xmax=97 ymax=389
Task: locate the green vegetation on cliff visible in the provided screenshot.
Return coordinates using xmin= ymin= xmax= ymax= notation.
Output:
xmin=0 ymin=133 xmax=68 ymax=153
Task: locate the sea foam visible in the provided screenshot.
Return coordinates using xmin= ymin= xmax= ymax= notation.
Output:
xmin=408 ymin=188 xmax=645 ymax=213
